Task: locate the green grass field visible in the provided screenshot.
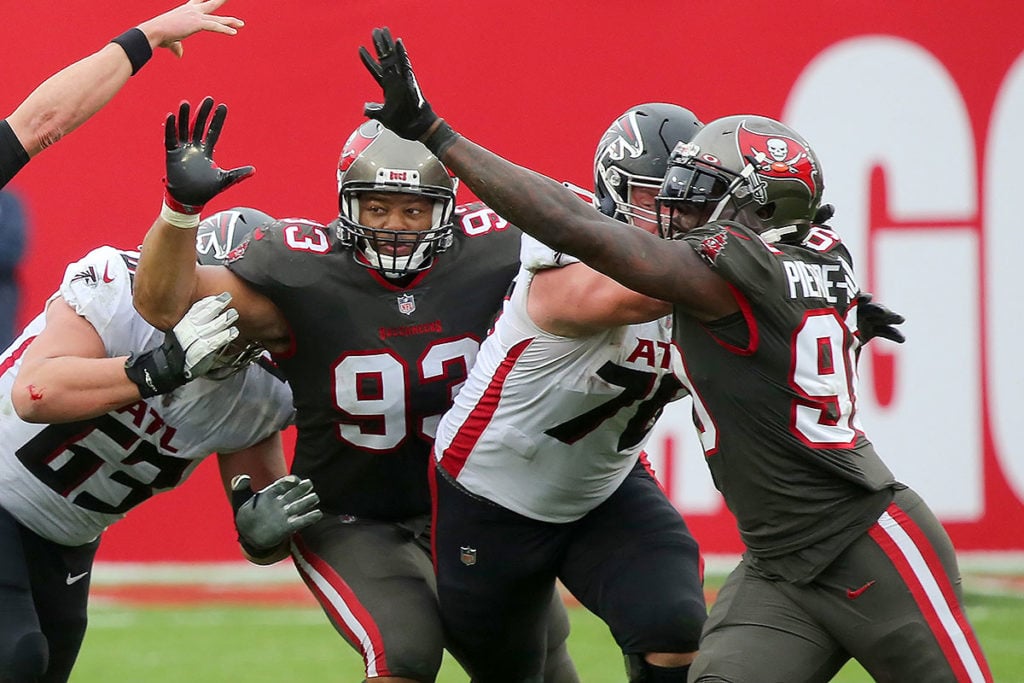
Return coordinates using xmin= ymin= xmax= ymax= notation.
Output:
xmin=69 ymin=572 xmax=1024 ymax=682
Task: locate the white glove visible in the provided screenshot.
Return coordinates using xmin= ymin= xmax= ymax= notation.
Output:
xmin=172 ymin=292 xmax=240 ymax=379
xmin=232 ymin=474 xmax=323 ymax=557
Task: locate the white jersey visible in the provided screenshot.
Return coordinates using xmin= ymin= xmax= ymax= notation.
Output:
xmin=0 ymin=247 xmax=294 ymax=546
xmin=433 ymin=236 xmax=687 ymax=522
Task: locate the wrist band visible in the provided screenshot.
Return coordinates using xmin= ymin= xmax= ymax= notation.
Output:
xmin=110 ymin=28 xmax=153 ymax=76
xmin=161 ymin=200 xmax=201 ymax=229
xmin=421 ymin=119 xmax=461 ymax=158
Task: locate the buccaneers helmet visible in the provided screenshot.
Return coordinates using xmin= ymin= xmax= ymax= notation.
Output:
xmin=593 ymin=103 xmax=703 ymax=226
xmin=336 ymin=120 xmax=457 ymax=276
xmin=657 ymin=115 xmax=823 ymax=243
xmin=194 ymin=207 xmax=274 ymax=379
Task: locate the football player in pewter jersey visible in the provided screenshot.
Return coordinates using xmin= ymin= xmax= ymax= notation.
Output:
xmin=361 ymin=28 xmax=991 ymax=683
xmin=0 ymin=208 xmax=314 ymax=682
xmin=132 ymin=98 xmax=578 ymax=683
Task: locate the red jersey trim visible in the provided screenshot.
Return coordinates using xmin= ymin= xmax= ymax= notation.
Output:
xmin=702 ymin=283 xmax=758 ymax=356
xmin=0 ymin=334 xmax=36 ymax=376
xmin=438 ymin=337 xmax=533 ymax=479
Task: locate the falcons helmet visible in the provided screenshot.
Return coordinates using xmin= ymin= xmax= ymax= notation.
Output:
xmin=593 ymin=103 xmax=703 ymax=226
xmin=193 ymin=207 xmax=274 ymax=379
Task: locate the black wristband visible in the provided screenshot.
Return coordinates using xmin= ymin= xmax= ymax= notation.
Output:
xmin=110 ymin=28 xmax=153 ymax=76
xmin=239 ymin=535 xmax=287 ymax=562
xmin=420 ymin=119 xmax=460 ymax=159
xmin=123 ymin=332 xmax=188 ymax=398
xmin=0 ymin=120 xmax=30 ymax=190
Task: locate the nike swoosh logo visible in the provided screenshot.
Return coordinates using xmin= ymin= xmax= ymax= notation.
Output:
xmin=846 ymin=580 xmax=876 ymax=599
xmin=102 ymin=263 xmax=114 ymax=283
xmin=66 ymin=571 xmax=89 ymax=585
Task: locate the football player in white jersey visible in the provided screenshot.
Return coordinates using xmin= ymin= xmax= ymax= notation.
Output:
xmin=425 ymin=104 xmax=707 ymax=682
xmin=0 ymin=209 xmax=319 ymax=683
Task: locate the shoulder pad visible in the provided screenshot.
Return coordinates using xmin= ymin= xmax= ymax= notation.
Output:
xmin=520 ymin=234 xmax=579 ymax=272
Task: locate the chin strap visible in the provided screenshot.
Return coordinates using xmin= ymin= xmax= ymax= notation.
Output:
xmin=758 ymin=223 xmax=800 ymax=244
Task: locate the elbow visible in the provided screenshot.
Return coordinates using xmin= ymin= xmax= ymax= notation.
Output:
xmin=12 ymin=382 xmax=50 ymax=423
xmin=133 ymin=290 xmax=184 ymax=332
xmin=26 ymin=111 xmax=67 ymax=155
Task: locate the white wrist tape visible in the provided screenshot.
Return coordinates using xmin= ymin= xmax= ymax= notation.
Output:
xmin=161 ymin=201 xmax=201 ymax=229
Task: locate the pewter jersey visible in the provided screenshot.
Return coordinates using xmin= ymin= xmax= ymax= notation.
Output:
xmin=434 ymin=236 xmax=687 ymax=523
xmin=225 ymin=204 xmax=521 ymax=521
xmin=0 ymin=247 xmax=294 ymax=546
xmin=676 ymin=222 xmax=897 ymax=583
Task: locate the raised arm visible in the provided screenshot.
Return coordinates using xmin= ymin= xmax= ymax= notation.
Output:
xmin=133 ymin=97 xmax=291 ymax=351
xmin=2 ymin=0 xmax=243 ymax=181
xmin=358 ymin=28 xmax=734 ymax=320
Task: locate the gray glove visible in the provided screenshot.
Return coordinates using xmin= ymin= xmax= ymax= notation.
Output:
xmin=125 ymin=292 xmax=240 ymax=397
xmin=231 ymin=474 xmax=322 ymax=559
xmin=173 ymin=292 xmax=240 ymax=379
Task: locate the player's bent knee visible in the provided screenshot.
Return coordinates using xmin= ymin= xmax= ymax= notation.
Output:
xmin=0 ymin=631 xmax=48 ymax=680
xmin=632 ymin=596 xmax=705 ymax=654
xmin=625 ymin=653 xmax=694 ymax=683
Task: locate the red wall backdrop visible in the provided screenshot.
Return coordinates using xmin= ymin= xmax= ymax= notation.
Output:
xmin=2 ymin=1 xmax=1021 ymax=561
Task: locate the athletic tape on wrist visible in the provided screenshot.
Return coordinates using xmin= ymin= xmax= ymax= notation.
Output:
xmin=160 ymin=201 xmax=201 ymax=229
xmin=421 ymin=119 xmax=460 ymax=158
xmin=110 ymin=28 xmax=153 ymax=76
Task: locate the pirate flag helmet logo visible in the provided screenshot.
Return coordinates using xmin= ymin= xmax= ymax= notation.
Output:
xmin=657 ymin=114 xmax=824 ymax=244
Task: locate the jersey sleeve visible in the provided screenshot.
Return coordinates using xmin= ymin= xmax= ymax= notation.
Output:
xmin=225 ymin=218 xmax=331 ymax=295
xmin=58 ymin=246 xmax=140 ymax=356
xmin=681 ymin=221 xmax=783 ymax=298
xmin=519 ymin=234 xmax=580 ymax=272
xmin=452 ymin=201 xmax=523 ymax=272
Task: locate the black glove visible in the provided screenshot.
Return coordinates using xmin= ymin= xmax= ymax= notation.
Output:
xmin=360 ymin=28 xmax=460 ymax=156
xmin=163 ymin=96 xmax=254 ymax=215
xmin=360 ymin=27 xmax=438 ymax=140
xmin=813 ymin=203 xmax=835 ymax=225
xmin=857 ymin=293 xmax=906 ymax=344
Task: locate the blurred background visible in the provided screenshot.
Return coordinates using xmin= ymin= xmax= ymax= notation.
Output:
xmin=2 ymin=1 xmax=1023 ymax=677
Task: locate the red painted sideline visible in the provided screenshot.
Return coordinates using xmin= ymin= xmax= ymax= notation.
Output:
xmin=89 ymin=584 xmax=724 ymax=607
xmin=90 ymin=584 xmax=321 ymax=606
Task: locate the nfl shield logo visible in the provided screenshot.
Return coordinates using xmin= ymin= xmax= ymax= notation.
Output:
xmin=397 ymin=293 xmax=416 ymax=315
xmin=460 ymin=546 xmax=477 ymax=566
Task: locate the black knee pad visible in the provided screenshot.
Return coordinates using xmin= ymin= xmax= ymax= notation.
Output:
xmin=2 ymin=631 xmax=48 ymax=680
xmin=624 ymin=654 xmax=691 ymax=683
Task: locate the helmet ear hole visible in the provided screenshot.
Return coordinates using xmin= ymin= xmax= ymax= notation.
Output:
xmin=597 ymin=192 xmax=617 ymax=217
xmin=755 ymin=203 xmax=776 ymax=221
